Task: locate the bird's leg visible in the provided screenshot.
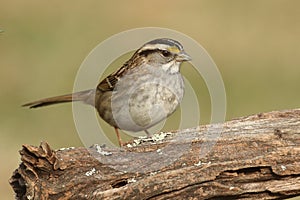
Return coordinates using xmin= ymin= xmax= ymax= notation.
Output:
xmin=114 ymin=127 xmax=123 ymax=147
xmin=144 ymin=129 xmax=151 ymax=137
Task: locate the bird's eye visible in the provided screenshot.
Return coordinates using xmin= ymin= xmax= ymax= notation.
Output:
xmin=161 ymin=50 xmax=171 ymax=57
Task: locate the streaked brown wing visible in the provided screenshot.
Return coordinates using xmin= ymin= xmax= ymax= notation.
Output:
xmin=97 ymin=61 xmax=131 ymax=92
xmin=96 ymin=51 xmax=144 ymax=92
xmin=97 ymin=75 xmax=118 ymax=91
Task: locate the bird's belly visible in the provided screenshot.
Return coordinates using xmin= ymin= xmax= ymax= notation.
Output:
xmin=111 ymin=79 xmax=184 ymax=132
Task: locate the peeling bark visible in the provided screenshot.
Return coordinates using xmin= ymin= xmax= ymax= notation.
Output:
xmin=10 ymin=109 xmax=300 ymax=199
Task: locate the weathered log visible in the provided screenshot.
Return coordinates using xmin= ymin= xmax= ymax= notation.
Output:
xmin=10 ymin=109 xmax=300 ymax=199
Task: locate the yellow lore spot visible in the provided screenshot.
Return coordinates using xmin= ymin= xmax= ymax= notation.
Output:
xmin=167 ymin=46 xmax=180 ymax=53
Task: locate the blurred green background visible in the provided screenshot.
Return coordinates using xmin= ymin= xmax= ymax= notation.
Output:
xmin=1 ymin=0 xmax=300 ymax=199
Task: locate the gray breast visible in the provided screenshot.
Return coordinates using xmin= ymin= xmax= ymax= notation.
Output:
xmin=110 ymin=64 xmax=184 ymax=132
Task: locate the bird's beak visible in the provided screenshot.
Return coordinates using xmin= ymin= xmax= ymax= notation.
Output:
xmin=176 ymin=51 xmax=192 ymax=62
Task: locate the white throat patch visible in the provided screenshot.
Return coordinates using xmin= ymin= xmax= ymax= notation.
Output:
xmin=161 ymin=61 xmax=180 ymax=74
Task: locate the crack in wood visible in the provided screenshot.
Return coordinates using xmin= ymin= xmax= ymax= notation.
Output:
xmin=9 ymin=109 xmax=300 ymax=199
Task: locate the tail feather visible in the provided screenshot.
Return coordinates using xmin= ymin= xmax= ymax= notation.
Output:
xmin=22 ymin=89 xmax=95 ymax=108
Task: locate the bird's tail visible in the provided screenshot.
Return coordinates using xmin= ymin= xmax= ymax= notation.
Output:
xmin=22 ymin=89 xmax=96 ymax=108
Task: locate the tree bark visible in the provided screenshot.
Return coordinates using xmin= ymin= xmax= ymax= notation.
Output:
xmin=10 ymin=109 xmax=300 ymax=199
